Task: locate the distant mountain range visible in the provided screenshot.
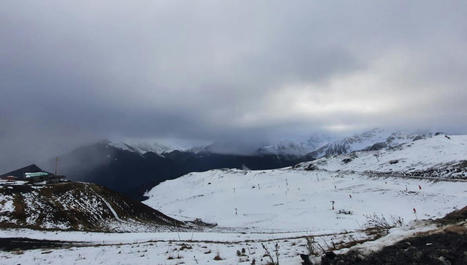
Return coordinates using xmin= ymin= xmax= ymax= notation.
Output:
xmin=257 ymin=128 xmax=437 ymax=158
xmin=43 ymin=141 xmax=305 ymax=200
xmin=41 ymin=128 xmax=439 ymax=200
xmin=256 ymin=134 xmax=336 ymax=156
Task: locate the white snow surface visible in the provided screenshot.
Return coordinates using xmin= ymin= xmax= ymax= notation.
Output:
xmin=309 ymin=128 xmax=435 ymax=157
xmin=144 ymin=135 xmax=466 ymax=231
xmin=0 ymin=234 xmax=310 ymax=265
xmin=0 ymin=227 xmax=376 ymax=265
xmin=144 ymin=168 xmax=466 ymax=232
xmin=303 ymin=134 xmax=467 ymax=173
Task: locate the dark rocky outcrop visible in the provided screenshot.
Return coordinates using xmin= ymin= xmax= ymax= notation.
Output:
xmin=308 ymin=207 xmax=467 ymax=265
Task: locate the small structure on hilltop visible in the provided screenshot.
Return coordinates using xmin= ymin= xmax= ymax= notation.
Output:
xmin=0 ymin=164 xmax=64 ymax=184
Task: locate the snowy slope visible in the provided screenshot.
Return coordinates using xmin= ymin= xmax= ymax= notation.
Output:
xmin=308 ymin=128 xmax=434 ymax=158
xmin=301 ymin=134 xmax=467 ymax=176
xmin=144 ymin=135 xmax=467 ymax=232
xmin=144 ymin=168 xmax=466 ymax=232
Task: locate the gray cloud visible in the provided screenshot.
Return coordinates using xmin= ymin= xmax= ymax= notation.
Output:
xmin=1 ymin=0 xmax=467 ymax=170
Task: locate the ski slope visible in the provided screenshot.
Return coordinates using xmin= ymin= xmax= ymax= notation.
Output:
xmin=144 ymin=135 xmax=467 ymax=232
xmin=144 ymin=168 xmax=466 ymax=232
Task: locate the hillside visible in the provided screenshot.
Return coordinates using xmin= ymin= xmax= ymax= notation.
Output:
xmin=307 ymin=129 xmax=434 ymax=158
xmin=0 ymin=181 xmax=184 ymax=232
xmin=300 ymin=134 xmax=466 ymax=178
xmin=144 ymin=134 xmax=467 ymax=231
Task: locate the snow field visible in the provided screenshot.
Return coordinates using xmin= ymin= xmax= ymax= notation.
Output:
xmin=0 ymin=228 xmax=375 ymax=265
xmin=144 ymin=168 xmax=466 ymax=232
xmin=307 ymin=135 xmax=467 ymax=173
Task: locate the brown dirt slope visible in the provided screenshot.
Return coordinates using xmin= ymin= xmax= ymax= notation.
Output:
xmin=0 ymin=182 xmax=184 ymax=232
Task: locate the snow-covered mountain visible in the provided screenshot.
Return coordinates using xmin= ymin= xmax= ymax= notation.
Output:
xmin=144 ymin=134 xmax=467 ymax=231
xmin=105 ymin=139 xmax=192 ymax=155
xmin=105 ymin=128 xmax=431 ymax=159
xmin=257 ymin=134 xmax=336 ymax=156
xmin=254 ymin=128 xmax=435 ymax=158
xmin=47 ymin=140 xmax=303 ymax=200
xmin=307 ymin=128 xmax=435 ymax=158
xmin=300 ymin=133 xmax=466 ymax=177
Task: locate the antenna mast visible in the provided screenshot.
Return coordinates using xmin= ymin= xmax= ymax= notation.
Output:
xmin=55 ymin=157 xmax=59 ymax=175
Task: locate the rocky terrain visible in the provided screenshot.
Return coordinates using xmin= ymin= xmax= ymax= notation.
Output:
xmin=311 ymin=207 xmax=467 ymax=265
xmin=0 ymin=181 xmax=184 ymax=232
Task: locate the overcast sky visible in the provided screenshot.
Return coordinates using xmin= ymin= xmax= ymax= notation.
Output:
xmin=1 ymin=1 xmax=467 ymax=170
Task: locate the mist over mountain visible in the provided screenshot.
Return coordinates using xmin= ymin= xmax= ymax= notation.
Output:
xmin=34 ymin=128 xmax=440 ymax=200
xmin=42 ymin=140 xmax=305 ymax=200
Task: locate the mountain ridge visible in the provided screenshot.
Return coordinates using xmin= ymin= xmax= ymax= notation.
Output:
xmin=0 ymin=180 xmax=185 ymax=232
xmin=43 ymin=141 xmax=305 ymax=200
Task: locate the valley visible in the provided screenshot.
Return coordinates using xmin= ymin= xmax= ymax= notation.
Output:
xmin=0 ymin=133 xmax=466 ymax=264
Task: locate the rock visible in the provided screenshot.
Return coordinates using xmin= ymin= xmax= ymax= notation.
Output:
xmin=305 ymin=164 xmax=319 ymax=171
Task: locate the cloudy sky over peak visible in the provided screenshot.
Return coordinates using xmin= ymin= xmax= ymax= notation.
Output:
xmin=1 ymin=0 xmax=467 ymax=170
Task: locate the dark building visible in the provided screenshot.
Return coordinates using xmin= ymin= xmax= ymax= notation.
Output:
xmin=0 ymin=164 xmax=63 ymax=184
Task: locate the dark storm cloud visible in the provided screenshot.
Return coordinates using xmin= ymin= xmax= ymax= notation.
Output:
xmin=1 ymin=0 xmax=467 ymax=170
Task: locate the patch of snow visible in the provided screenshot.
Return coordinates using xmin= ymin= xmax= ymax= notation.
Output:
xmin=334 ymin=221 xmax=439 ymax=255
xmin=95 ymin=194 xmax=122 ymax=222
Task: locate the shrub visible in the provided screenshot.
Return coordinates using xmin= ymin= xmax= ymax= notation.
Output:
xmin=364 ymin=213 xmax=404 ymax=230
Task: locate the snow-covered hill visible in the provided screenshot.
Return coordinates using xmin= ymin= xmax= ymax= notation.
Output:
xmin=308 ymin=128 xmax=434 ymax=158
xmin=300 ymin=134 xmax=467 ymax=178
xmin=144 ymin=134 xmax=467 ymax=232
